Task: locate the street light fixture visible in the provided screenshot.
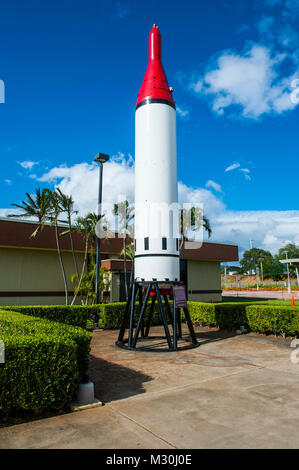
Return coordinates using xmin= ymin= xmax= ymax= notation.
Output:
xmin=94 ymin=153 xmax=110 ymax=311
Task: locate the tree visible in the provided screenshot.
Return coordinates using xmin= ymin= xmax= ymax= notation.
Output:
xmin=277 ymin=243 xmax=299 ymax=281
xmin=9 ymin=188 xmax=52 ymax=237
xmin=240 ymin=248 xmax=273 ymax=274
xmin=120 ymin=242 xmax=135 ymax=287
xmin=9 ymin=188 xmax=70 ymax=304
xmin=69 ymin=213 xmax=97 ymax=305
xmin=262 ymin=258 xmax=284 ymax=281
xmin=55 ymin=188 xmax=79 ymax=279
xmin=113 ymin=201 xmax=134 ymax=299
xmin=50 ymin=190 xmax=69 ymax=305
xmin=72 ymin=262 xmax=110 ymax=305
xmin=179 ymin=206 xmax=211 ymax=249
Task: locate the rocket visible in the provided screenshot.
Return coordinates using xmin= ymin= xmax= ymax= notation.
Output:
xmin=134 ymin=24 xmax=180 ymax=283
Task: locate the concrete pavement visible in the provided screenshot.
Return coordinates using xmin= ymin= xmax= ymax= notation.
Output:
xmin=1 ymin=326 xmax=299 ymax=449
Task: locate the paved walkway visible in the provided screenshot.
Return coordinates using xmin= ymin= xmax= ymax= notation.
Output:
xmin=1 ymin=326 xmax=299 ymax=449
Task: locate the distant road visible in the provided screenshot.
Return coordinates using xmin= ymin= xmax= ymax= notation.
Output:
xmin=222 ymin=290 xmax=299 ymax=300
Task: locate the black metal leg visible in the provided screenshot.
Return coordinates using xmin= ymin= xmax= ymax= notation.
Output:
xmin=128 ymin=282 xmax=138 ymax=348
xmin=163 ymin=295 xmax=174 ymax=330
xmin=132 ymin=283 xmax=151 ymax=347
xmin=183 ymin=307 xmax=197 ymax=345
xmin=177 ymin=307 xmax=182 ymax=338
xmin=154 ymin=282 xmax=173 ymax=350
xmin=117 ymin=282 xmax=133 ymax=343
xmin=138 ymin=284 xmax=145 ymax=338
xmin=145 ymin=295 xmax=156 ymax=337
xmin=173 ymin=300 xmax=178 ymax=351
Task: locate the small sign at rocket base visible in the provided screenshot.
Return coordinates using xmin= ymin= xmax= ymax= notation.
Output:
xmin=172 ymin=285 xmax=187 ymax=308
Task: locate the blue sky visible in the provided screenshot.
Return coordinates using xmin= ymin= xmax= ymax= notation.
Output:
xmin=0 ymin=0 xmax=299 ymax=255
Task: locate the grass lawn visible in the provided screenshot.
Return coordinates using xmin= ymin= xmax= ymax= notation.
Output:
xmin=222 ymin=296 xmax=294 ymax=306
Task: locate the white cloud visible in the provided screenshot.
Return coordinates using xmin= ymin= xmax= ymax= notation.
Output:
xmin=191 ymin=44 xmax=298 ymax=119
xmin=239 ymin=168 xmax=252 ymax=180
xmin=205 ymin=180 xmax=223 ymax=193
xmin=38 ymin=153 xmax=135 ymax=217
xmin=211 ymin=209 xmax=299 ymax=255
xmin=176 ymin=106 xmax=190 ymax=119
xmin=278 ymin=25 xmax=299 ymax=49
xmin=5 ymin=156 xmax=299 ymax=255
xmin=225 ymin=162 xmax=240 ymax=172
xmin=258 ymin=16 xmax=275 ymax=34
xmin=18 ymin=161 xmax=39 ymax=170
xmin=0 ymin=208 xmax=22 ymax=217
xmin=4 ymin=179 xmax=12 ymax=185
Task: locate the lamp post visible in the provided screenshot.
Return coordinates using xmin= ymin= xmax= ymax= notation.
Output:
xmin=94 ymin=153 xmax=109 ymax=310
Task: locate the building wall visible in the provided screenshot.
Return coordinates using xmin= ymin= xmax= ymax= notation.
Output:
xmin=0 ymin=246 xmax=85 ymax=306
xmin=187 ymin=260 xmax=222 ymax=302
xmin=110 ymin=272 xmax=120 ymax=302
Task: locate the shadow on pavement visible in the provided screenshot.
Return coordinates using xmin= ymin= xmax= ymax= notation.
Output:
xmin=89 ymin=356 xmax=153 ymax=403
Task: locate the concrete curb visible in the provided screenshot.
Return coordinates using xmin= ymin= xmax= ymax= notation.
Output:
xmin=71 ymin=399 xmax=104 ymax=412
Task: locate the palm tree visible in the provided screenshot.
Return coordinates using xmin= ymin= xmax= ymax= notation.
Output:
xmin=113 ymin=201 xmax=134 ymax=299
xmin=70 ymin=213 xmax=98 ymax=305
xmin=55 ymin=188 xmax=79 ymax=279
xmin=8 ymin=188 xmax=52 ymax=237
xmin=179 ymin=206 xmax=212 ymax=249
xmin=120 ymin=242 xmax=135 ymax=287
xmin=50 ymin=190 xmax=69 ymax=305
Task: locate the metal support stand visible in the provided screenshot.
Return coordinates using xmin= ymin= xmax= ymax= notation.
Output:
xmin=116 ymin=281 xmax=199 ymax=352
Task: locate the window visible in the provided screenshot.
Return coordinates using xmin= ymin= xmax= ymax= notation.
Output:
xmin=135 ymin=239 xmax=137 ymax=251
xmin=162 ymin=237 xmax=167 ymax=250
xmin=144 ymin=237 xmax=149 ymax=250
xmin=176 ymin=238 xmax=179 ymax=251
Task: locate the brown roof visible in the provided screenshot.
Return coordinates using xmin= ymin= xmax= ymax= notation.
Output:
xmin=0 ymin=218 xmax=125 ymax=254
xmin=181 ymin=241 xmax=238 ymax=262
xmin=101 ymin=259 xmax=133 ymax=271
xmin=0 ymin=218 xmax=238 ymax=261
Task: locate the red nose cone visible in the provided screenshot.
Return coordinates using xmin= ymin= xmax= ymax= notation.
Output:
xmin=136 ymin=24 xmax=175 ymax=109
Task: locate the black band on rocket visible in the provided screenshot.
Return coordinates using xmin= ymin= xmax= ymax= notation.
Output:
xmin=135 ymin=98 xmax=176 ymax=111
xmin=134 ymin=253 xmax=180 ymax=259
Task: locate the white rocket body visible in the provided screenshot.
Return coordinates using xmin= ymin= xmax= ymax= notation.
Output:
xmin=134 ymin=26 xmax=180 ymax=282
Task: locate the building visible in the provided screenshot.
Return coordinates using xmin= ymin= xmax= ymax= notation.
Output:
xmin=0 ymin=218 xmax=238 ymax=305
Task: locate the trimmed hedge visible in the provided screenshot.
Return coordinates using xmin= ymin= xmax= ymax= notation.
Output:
xmin=3 ymin=301 xmax=299 ymax=338
xmin=188 ymin=301 xmax=249 ymax=330
xmin=0 ymin=310 xmax=91 ymax=414
xmin=1 ymin=305 xmax=98 ymax=329
xmin=98 ymin=301 xmax=299 ymax=337
xmin=246 ymin=305 xmax=299 ymax=336
xmin=97 ymin=301 xmax=166 ymax=329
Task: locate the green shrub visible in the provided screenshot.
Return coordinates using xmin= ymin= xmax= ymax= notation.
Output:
xmin=0 ymin=310 xmax=91 ymax=414
xmin=188 ymin=301 xmax=249 ymax=329
xmin=98 ymin=301 xmax=169 ymax=329
xmin=1 ymin=305 xmax=98 ymax=329
xmin=246 ymin=305 xmax=299 ymax=336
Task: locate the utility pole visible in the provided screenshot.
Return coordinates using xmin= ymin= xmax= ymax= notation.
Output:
xmin=285 ymin=252 xmax=291 ymax=294
xmin=249 ymin=239 xmax=254 ymax=276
